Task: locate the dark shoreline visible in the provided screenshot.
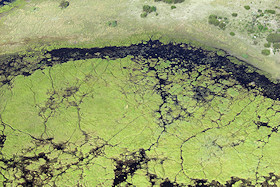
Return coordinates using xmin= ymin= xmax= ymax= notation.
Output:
xmin=0 ymin=0 xmax=15 ymax=6
xmin=0 ymin=40 xmax=279 ymax=100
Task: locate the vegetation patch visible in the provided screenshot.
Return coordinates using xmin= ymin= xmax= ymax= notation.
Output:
xmin=141 ymin=5 xmax=157 ymax=18
xmin=143 ymin=5 xmax=156 ymax=13
xmin=171 ymin=5 xmax=176 ymax=9
xmin=140 ymin=12 xmax=148 ymax=18
xmin=273 ymin=43 xmax=280 ymax=49
xmin=208 ymin=14 xmax=228 ymax=30
xmin=231 ymin=13 xmax=238 ymax=17
xmin=264 ymin=43 xmax=271 ymax=48
xmin=265 ymin=9 xmax=276 ymax=14
xmin=261 ymin=49 xmax=270 ymax=56
xmin=230 ymin=32 xmax=235 ymax=36
xmin=244 ymin=5 xmax=250 ymax=10
xmin=266 ymin=33 xmax=280 ymax=43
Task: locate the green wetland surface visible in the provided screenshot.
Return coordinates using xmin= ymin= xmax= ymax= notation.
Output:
xmin=0 ymin=41 xmax=280 ymax=186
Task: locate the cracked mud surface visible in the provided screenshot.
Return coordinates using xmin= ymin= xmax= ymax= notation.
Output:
xmin=0 ymin=41 xmax=280 ymax=186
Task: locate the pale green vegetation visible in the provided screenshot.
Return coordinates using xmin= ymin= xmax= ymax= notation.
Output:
xmin=1 ymin=54 xmax=280 ymax=185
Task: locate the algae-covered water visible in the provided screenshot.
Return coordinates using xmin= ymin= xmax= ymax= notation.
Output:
xmin=0 ymin=41 xmax=280 ymax=186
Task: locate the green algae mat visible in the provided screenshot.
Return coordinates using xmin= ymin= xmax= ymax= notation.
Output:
xmin=0 ymin=42 xmax=280 ymax=186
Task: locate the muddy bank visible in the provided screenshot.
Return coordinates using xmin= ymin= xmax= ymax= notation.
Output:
xmin=0 ymin=40 xmax=279 ymax=100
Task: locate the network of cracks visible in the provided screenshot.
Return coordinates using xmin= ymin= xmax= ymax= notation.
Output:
xmin=0 ymin=40 xmax=279 ymax=186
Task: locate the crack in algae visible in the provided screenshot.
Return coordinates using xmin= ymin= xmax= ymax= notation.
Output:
xmin=0 ymin=40 xmax=280 ymax=186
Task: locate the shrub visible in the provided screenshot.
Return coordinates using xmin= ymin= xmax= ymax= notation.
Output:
xmin=230 ymin=32 xmax=235 ymax=36
xmin=140 ymin=12 xmax=148 ymax=18
xmin=143 ymin=5 xmax=156 ymax=13
xmin=244 ymin=5 xmax=250 ymax=10
xmin=266 ymin=33 xmax=280 ymax=43
xmin=209 ymin=18 xmax=220 ymax=26
xmin=265 ymin=9 xmax=276 ymax=14
xmin=264 ymin=43 xmax=271 ymax=48
xmin=171 ymin=5 xmax=176 ymax=9
xmin=261 ymin=49 xmax=270 ymax=56
xmin=59 ymin=0 xmax=69 ymax=9
xmin=209 ymin=14 xmax=217 ymax=19
xmin=208 ymin=15 xmax=220 ymax=26
xmin=273 ymin=43 xmax=280 ymax=49
xmin=241 ymin=54 xmax=248 ymax=58
xmin=143 ymin=5 xmax=150 ymax=12
xmin=232 ymin=13 xmax=238 ymax=17
xmin=219 ymin=23 xmax=226 ymax=30
xmin=108 ymin=21 xmax=117 ymax=27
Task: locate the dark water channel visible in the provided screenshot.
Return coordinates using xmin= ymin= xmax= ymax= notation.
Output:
xmin=0 ymin=40 xmax=279 ymax=100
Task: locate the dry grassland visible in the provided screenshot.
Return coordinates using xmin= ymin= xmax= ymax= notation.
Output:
xmin=0 ymin=0 xmax=280 ymax=77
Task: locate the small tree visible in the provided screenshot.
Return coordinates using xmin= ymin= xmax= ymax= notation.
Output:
xmin=230 ymin=32 xmax=235 ymax=36
xmin=244 ymin=5 xmax=250 ymax=10
xmin=59 ymin=0 xmax=69 ymax=9
xmin=232 ymin=13 xmax=238 ymax=17
xmin=141 ymin=12 xmax=148 ymax=18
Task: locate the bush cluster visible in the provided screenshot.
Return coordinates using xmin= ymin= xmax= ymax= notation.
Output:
xmin=107 ymin=21 xmax=117 ymax=27
xmin=266 ymin=33 xmax=280 ymax=43
xmin=208 ymin=15 xmax=219 ymax=26
xmin=273 ymin=43 xmax=280 ymax=49
xmin=141 ymin=5 xmax=157 ymax=18
xmin=208 ymin=14 xmax=228 ymax=30
xmin=265 ymin=9 xmax=276 ymax=14
xmin=143 ymin=5 xmax=156 ymax=13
